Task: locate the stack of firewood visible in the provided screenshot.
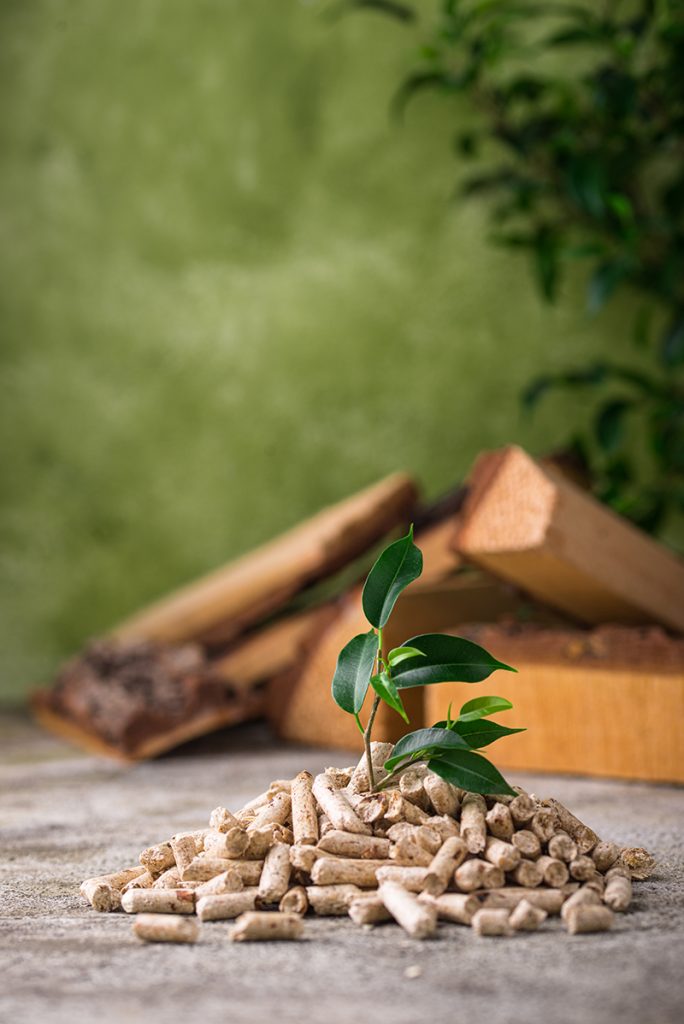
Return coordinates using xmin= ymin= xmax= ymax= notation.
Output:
xmin=34 ymin=446 xmax=684 ymax=782
xmin=80 ymin=744 xmax=656 ymax=943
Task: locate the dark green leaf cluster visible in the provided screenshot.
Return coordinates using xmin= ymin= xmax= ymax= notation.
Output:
xmin=331 ymin=528 xmax=519 ymax=794
xmin=345 ymin=0 xmax=684 ymax=537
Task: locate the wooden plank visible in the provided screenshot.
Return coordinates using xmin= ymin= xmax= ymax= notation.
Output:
xmin=455 ymin=445 xmax=684 ymax=631
xmin=113 ymin=472 xmax=418 ymax=647
xmin=423 ymin=624 xmax=684 ymax=783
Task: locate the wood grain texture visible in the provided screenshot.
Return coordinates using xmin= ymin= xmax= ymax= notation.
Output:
xmin=113 ymin=472 xmax=418 ymax=647
xmin=424 ymin=626 xmax=684 ymax=783
xmin=455 ymin=445 xmax=684 ymax=631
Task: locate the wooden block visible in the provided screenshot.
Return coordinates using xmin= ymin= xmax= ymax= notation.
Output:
xmin=423 ymin=624 xmax=684 ymax=783
xmin=455 ymin=445 xmax=684 ymax=632
xmin=113 ymin=472 xmax=418 ymax=647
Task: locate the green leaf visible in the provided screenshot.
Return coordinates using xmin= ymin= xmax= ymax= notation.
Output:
xmin=387 ymin=646 xmax=426 ymax=667
xmin=455 ymin=718 xmax=525 ymax=749
xmin=384 ymin=726 xmax=470 ymax=771
xmin=458 ymin=695 xmax=514 ymax=721
xmin=361 ymin=526 xmax=423 ymax=629
xmin=331 ymin=630 xmax=378 ymax=715
xmin=370 ymin=671 xmax=409 ymax=724
xmin=595 ymin=398 xmax=632 ymax=454
xmin=392 ymin=634 xmax=516 ymax=689
xmin=428 ymin=750 xmax=516 ymax=796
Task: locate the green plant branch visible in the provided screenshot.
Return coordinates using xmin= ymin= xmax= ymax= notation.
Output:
xmin=363 ymin=627 xmax=384 ymax=791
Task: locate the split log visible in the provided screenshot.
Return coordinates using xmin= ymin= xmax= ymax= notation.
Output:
xmin=455 ymin=445 xmax=684 ymax=631
xmin=423 ymin=623 xmax=684 ymax=783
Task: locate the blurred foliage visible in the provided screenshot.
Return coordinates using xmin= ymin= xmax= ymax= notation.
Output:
xmin=348 ymin=0 xmax=684 ymax=533
xmin=4 ymin=1 xmax=633 ymax=699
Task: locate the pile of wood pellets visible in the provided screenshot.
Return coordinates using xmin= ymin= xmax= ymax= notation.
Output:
xmin=80 ymin=743 xmax=656 ymax=943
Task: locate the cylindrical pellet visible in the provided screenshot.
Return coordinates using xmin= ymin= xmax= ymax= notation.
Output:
xmin=306 ymin=884 xmax=362 ymax=915
xmin=420 ymin=892 xmax=479 ymax=925
xmin=121 ymin=888 xmax=195 ymax=915
xmin=544 ymin=799 xmax=598 ymax=854
xmin=379 ymin=881 xmax=437 ymax=939
xmin=348 ymin=893 xmax=392 ymax=925
xmin=511 ymin=829 xmax=541 ymax=860
xmin=80 ymin=879 xmax=121 ymax=913
xmin=485 ymin=838 xmax=521 ymax=872
xmin=424 ymin=771 xmax=460 ymax=817
xmin=140 ymin=842 xmax=176 ymax=877
xmin=195 ymin=869 xmax=244 ymax=898
xmin=209 ymin=806 xmax=241 ymax=833
xmin=530 ymin=810 xmax=557 ymax=843
xmin=570 ymin=856 xmax=598 ymax=882
xmin=132 ymin=913 xmax=199 ymax=944
xmin=560 ymin=886 xmax=601 ymax=922
xmin=603 ymin=870 xmax=632 ymax=911
xmin=592 ymin=841 xmax=620 ymax=873
xmin=229 ymin=911 xmax=303 ymax=941
xmin=509 ymin=899 xmax=547 ymax=932
xmin=537 ymin=855 xmax=569 ymax=888
xmin=509 ymin=793 xmax=536 ymax=825
xmin=311 ymin=856 xmax=387 ymax=888
xmin=312 ymin=775 xmax=372 ymax=835
xmin=248 ymin=792 xmax=291 ymax=832
xmin=565 ymin=904 xmax=614 ymax=934
xmin=510 ymin=859 xmax=543 ymax=888
xmin=317 ymin=830 xmax=390 ymax=860
xmin=471 ymin=908 xmax=512 ymax=936
xmin=279 ymin=885 xmax=308 ymax=915
xmin=291 ymin=771 xmax=319 ymax=846
xmin=257 ymin=843 xmax=292 ymax=904
xmin=422 ymin=837 xmax=468 ymax=896
xmin=548 ymin=832 xmax=578 ymax=863
xmin=375 ymin=866 xmax=428 ymax=892
xmin=196 ymin=889 xmax=258 ymax=921
xmin=461 ymin=793 xmax=487 ymax=854
xmin=486 ymin=803 xmax=514 ymax=841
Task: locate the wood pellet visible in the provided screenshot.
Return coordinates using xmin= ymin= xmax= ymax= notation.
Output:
xmin=79 ymin=740 xmax=655 ymax=944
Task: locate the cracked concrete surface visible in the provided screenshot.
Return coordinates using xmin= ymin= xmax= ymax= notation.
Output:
xmin=1 ymin=711 xmax=683 ymax=1024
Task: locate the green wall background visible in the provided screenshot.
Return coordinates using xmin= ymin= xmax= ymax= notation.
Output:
xmin=0 ymin=0 xmax=629 ymax=702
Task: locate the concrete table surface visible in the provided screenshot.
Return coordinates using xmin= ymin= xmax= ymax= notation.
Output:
xmin=1 ymin=711 xmax=683 ymax=1024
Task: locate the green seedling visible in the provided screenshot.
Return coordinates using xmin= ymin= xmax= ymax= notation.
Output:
xmin=331 ymin=526 xmax=523 ymax=794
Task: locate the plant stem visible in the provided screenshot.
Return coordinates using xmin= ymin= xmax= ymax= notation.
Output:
xmin=375 ymin=753 xmax=424 ymax=791
xmin=364 ymin=627 xmax=384 ymax=792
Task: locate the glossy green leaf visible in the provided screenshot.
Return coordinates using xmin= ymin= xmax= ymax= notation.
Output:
xmin=392 ymin=634 xmax=516 ymax=689
xmin=331 ymin=630 xmax=378 ymax=715
xmin=370 ymin=671 xmax=409 ymax=724
xmin=384 ymin=726 xmax=470 ymax=771
xmin=455 ymin=718 xmax=525 ymax=748
xmin=362 ymin=526 xmax=423 ymax=628
xmin=457 ymin=695 xmax=514 ymax=721
xmin=428 ymin=750 xmax=516 ymax=796
xmin=387 ymin=645 xmax=426 ymax=667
